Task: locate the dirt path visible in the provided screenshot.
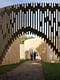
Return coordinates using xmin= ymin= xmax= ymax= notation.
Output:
xmin=0 ymin=60 xmax=45 ymax=80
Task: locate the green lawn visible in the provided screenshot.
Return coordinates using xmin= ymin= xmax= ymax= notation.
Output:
xmin=0 ymin=59 xmax=25 ymax=75
xmin=42 ymin=62 xmax=60 ymax=80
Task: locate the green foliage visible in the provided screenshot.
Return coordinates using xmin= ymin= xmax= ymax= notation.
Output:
xmin=0 ymin=59 xmax=26 ymax=75
xmin=19 ymin=35 xmax=26 ymax=44
xmin=19 ymin=35 xmax=33 ymax=44
xmin=42 ymin=62 xmax=60 ymax=80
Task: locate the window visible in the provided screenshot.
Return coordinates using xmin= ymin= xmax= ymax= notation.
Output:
xmin=14 ymin=18 xmax=16 ymax=22
xmin=49 ymin=21 xmax=51 ymax=25
xmin=40 ymin=22 xmax=42 ymax=26
xmin=42 ymin=10 xmax=44 ymax=14
xmin=33 ymin=10 xmax=35 ymax=13
xmin=58 ymin=22 xmax=60 ymax=26
xmin=12 ymin=23 xmax=14 ymax=28
xmin=24 ymin=10 xmax=26 ymax=14
xmin=56 ymin=31 xmax=58 ymax=36
xmin=46 ymin=16 xmax=49 ymax=21
xmin=28 ymin=3 xmax=31 ymax=7
xmin=51 ymin=27 xmax=53 ymax=32
xmin=44 ymin=18 xmax=46 ymax=22
xmin=53 ymin=18 xmax=56 ymax=22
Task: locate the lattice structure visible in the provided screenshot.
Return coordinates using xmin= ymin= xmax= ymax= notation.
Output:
xmin=0 ymin=3 xmax=60 ymax=63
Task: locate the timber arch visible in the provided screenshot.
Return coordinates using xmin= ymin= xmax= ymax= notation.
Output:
xmin=0 ymin=27 xmax=59 ymax=64
xmin=0 ymin=3 xmax=60 ymax=64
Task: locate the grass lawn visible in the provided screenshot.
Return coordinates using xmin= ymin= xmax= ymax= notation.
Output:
xmin=0 ymin=59 xmax=25 ymax=75
xmin=42 ymin=62 xmax=60 ymax=80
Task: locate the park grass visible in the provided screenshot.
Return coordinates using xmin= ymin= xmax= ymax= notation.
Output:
xmin=0 ymin=59 xmax=26 ymax=75
xmin=42 ymin=62 xmax=60 ymax=80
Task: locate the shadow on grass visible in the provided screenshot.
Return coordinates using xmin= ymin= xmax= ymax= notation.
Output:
xmin=42 ymin=62 xmax=60 ymax=80
xmin=0 ymin=59 xmax=26 ymax=75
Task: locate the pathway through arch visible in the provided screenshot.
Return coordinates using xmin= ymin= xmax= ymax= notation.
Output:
xmin=0 ymin=60 xmax=44 ymax=80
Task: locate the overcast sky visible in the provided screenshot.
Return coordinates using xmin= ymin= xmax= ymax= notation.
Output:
xmin=0 ymin=0 xmax=60 ymax=8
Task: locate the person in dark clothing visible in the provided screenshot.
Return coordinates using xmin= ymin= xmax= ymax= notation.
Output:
xmin=34 ymin=51 xmax=36 ymax=60
xmin=30 ymin=53 xmax=33 ymax=60
xmin=30 ymin=49 xmax=33 ymax=61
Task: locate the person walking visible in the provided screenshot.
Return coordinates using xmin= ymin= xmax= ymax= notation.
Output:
xmin=30 ymin=52 xmax=33 ymax=60
xmin=34 ymin=51 xmax=36 ymax=60
xmin=30 ymin=49 xmax=33 ymax=61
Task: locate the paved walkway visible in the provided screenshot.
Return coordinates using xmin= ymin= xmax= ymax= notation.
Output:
xmin=0 ymin=60 xmax=45 ymax=80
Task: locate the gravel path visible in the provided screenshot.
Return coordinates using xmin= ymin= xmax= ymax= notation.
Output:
xmin=0 ymin=60 xmax=45 ymax=80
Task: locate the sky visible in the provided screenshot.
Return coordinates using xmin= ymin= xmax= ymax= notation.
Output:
xmin=0 ymin=0 xmax=60 ymax=8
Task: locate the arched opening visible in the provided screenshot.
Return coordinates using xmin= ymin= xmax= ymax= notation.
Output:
xmin=20 ymin=35 xmax=42 ymax=61
xmin=1 ymin=27 xmax=59 ymax=65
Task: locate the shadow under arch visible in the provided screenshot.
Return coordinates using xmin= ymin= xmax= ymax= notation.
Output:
xmin=0 ymin=27 xmax=59 ymax=64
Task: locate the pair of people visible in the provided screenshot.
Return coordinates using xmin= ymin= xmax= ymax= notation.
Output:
xmin=30 ymin=50 xmax=37 ymax=61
